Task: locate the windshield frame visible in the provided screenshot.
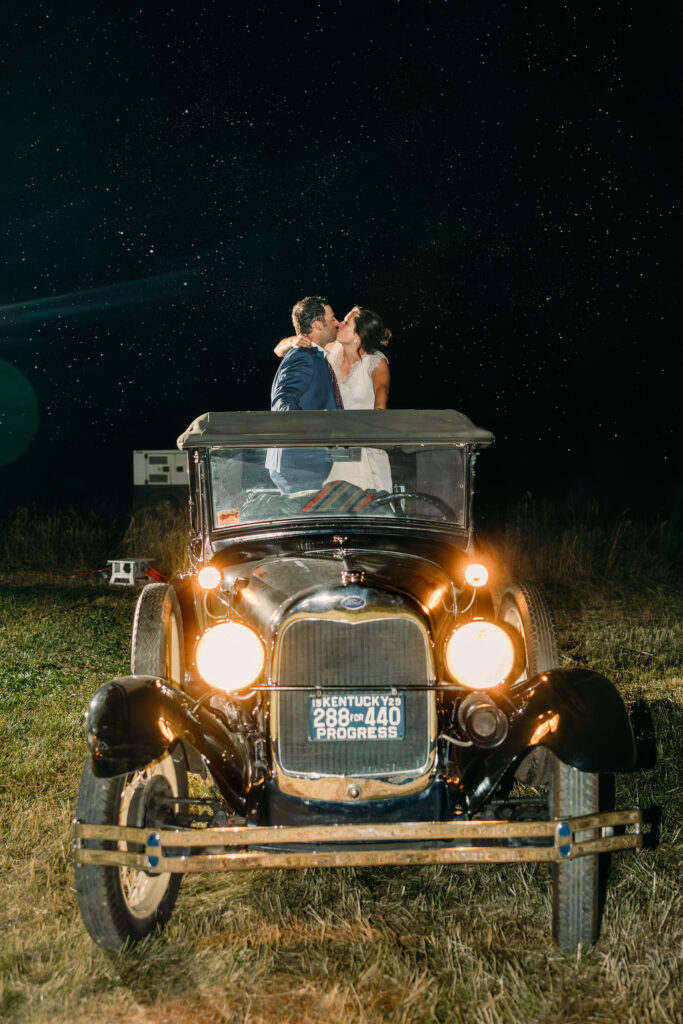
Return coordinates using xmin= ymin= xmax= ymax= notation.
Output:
xmin=201 ymin=441 xmax=474 ymax=536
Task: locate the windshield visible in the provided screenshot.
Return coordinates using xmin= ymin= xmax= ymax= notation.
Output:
xmin=208 ymin=443 xmax=466 ymax=529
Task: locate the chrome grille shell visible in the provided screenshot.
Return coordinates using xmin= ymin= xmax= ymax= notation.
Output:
xmin=271 ymin=596 xmax=437 ymax=801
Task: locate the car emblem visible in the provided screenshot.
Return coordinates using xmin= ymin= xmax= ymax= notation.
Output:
xmin=341 ymin=595 xmax=365 ymax=610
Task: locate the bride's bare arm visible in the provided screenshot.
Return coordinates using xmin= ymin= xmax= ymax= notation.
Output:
xmin=372 ymin=358 xmax=390 ymax=409
xmin=273 ymin=335 xmax=313 ymax=357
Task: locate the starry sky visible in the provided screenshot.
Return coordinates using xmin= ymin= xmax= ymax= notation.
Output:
xmin=0 ymin=1 xmax=679 ymax=507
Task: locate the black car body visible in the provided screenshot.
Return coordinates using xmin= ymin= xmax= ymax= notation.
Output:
xmin=73 ymin=410 xmax=646 ymax=953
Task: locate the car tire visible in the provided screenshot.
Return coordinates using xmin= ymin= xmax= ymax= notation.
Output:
xmin=73 ymin=747 xmax=187 ymax=952
xmin=549 ymin=754 xmax=601 ymax=953
xmin=499 ymin=583 xmax=607 ymax=952
xmin=131 ymin=583 xmax=184 ymax=686
xmin=498 ymin=582 xmax=559 ymax=785
xmin=498 ymin=580 xmax=560 ymax=675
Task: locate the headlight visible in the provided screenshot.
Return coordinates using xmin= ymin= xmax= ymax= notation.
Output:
xmin=445 ymin=621 xmax=515 ymax=689
xmin=196 ymin=621 xmax=264 ymax=692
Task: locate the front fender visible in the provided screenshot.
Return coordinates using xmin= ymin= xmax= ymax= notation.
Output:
xmin=85 ymin=675 xmax=252 ymax=810
xmin=454 ymin=668 xmax=637 ymax=813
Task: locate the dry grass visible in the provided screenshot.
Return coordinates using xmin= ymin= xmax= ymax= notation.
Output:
xmin=480 ymin=492 xmax=680 ymax=588
xmin=1 ymin=488 xmax=680 ymax=587
xmin=120 ymin=500 xmax=190 ymax=577
xmin=0 ymin=501 xmax=188 ymax=579
xmin=0 ymin=505 xmax=125 ymax=574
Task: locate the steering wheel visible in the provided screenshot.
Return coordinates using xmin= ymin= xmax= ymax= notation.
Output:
xmin=366 ymin=491 xmax=456 ymax=521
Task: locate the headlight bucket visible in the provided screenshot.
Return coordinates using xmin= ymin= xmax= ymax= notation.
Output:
xmin=445 ymin=619 xmax=523 ymax=690
xmin=196 ymin=621 xmax=264 ymax=693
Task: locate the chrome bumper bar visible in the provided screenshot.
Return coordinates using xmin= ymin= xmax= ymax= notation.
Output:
xmin=73 ymin=809 xmax=645 ymax=873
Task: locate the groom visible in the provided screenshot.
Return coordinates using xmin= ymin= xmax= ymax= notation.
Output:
xmin=266 ymin=296 xmax=344 ymax=492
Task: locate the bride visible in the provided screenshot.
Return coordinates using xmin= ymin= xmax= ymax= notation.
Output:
xmin=274 ymin=306 xmax=393 ymax=492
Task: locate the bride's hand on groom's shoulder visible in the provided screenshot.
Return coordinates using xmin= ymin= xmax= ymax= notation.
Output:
xmin=274 ymin=335 xmax=313 ymax=357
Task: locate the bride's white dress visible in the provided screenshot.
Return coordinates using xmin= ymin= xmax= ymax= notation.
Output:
xmin=324 ymin=347 xmax=393 ymax=492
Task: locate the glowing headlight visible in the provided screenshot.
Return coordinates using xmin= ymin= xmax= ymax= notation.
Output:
xmin=464 ymin=562 xmax=488 ymax=587
xmin=198 ymin=566 xmax=221 ymax=589
xmin=445 ymin=621 xmax=515 ymax=689
xmin=196 ymin=621 xmax=264 ymax=692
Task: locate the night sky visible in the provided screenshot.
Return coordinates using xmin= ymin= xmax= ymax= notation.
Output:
xmin=1 ymin=2 xmax=679 ymax=508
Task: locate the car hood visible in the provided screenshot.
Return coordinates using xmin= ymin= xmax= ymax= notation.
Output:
xmin=221 ymin=550 xmax=459 ymax=640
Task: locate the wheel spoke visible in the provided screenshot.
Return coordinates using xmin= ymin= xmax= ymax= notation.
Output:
xmin=74 ymin=748 xmax=187 ymax=949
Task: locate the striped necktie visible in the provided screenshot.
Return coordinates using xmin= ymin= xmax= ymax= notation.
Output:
xmin=323 ymin=354 xmax=344 ymax=409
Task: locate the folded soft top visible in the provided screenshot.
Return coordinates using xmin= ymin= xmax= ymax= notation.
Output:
xmin=177 ymin=410 xmax=494 ymax=449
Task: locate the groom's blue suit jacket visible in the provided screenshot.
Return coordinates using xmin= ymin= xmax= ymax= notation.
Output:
xmin=265 ymin=346 xmax=338 ymax=493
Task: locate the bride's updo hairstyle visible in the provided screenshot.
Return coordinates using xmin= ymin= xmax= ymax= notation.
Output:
xmin=352 ymin=307 xmax=392 ymax=353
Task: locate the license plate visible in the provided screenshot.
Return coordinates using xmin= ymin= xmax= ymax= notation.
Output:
xmin=308 ymin=693 xmax=405 ymax=741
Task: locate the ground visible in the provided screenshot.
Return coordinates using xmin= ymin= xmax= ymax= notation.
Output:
xmin=0 ymin=578 xmax=680 ymax=1024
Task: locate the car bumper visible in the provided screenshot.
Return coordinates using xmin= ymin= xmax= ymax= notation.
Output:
xmin=73 ymin=808 xmax=645 ymax=872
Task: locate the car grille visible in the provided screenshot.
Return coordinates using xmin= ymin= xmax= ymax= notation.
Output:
xmin=275 ymin=616 xmax=432 ymax=777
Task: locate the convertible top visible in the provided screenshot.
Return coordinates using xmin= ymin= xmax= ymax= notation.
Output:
xmin=177 ymin=410 xmax=495 ymax=450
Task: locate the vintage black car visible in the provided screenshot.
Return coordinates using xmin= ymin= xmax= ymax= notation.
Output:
xmin=73 ymin=410 xmax=645 ymax=954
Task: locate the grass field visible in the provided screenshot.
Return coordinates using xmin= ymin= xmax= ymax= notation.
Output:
xmin=0 ymin=509 xmax=681 ymax=1023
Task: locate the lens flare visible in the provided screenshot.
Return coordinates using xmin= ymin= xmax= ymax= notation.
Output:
xmin=0 ymin=269 xmax=200 ymax=327
xmin=0 ymin=360 xmax=39 ymax=467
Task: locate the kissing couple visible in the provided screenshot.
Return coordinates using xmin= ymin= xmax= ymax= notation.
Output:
xmin=266 ymin=295 xmax=393 ymax=495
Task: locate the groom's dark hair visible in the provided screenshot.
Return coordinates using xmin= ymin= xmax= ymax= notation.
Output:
xmin=292 ymin=295 xmax=327 ymax=335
